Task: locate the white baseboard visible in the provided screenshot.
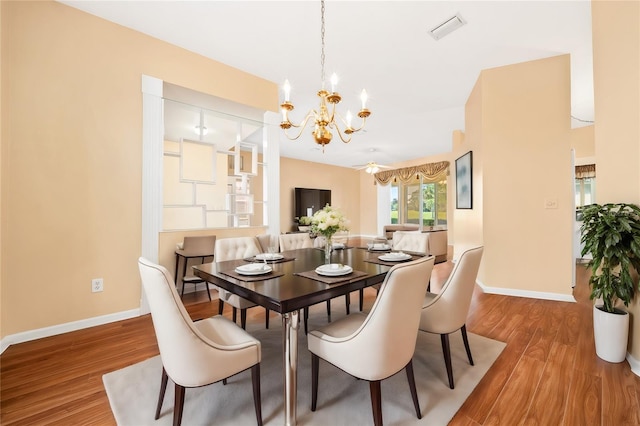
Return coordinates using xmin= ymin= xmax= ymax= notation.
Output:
xmin=0 ymin=308 xmax=141 ymax=355
xmin=476 ymin=280 xmax=577 ymax=303
xmin=627 ymin=352 xmax=640 ymax=377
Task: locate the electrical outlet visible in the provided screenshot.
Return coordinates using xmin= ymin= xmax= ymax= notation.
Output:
xmin=92 ymin=278 xmax=104 ymax=293
xmin=544 ymin=198 xmax=558 ymax=209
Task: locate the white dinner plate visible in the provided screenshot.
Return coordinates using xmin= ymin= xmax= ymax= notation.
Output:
xmin=369 ymin=244 xmax=391 ymax=251
xmin=332 ymin=243 xmax=345 ymax=249
xmin=255 ymin=253 xmax=284 ymax=261
xmin=315 ymin=263 xmax=353 ymax=276
xmin=379 ymin=252 xmax=412 ymax=261
xmin=235 ymin=263 xmax=273 ymax=275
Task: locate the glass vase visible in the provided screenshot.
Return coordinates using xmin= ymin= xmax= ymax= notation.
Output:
xmin=324 ymin=235 xmax=333 ymax=264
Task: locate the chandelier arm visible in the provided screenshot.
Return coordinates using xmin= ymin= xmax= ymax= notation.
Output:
xmin=283 ymin=111 xmax=318 ymax=141
xmin=348 ymin=115 xmax=368 ymax=133
xmin=278 ymin=0 xmax=370 ymax=150
xmin=329 ymin=120 xmax=353 ymax=144
xmin=333 ymin=111 xmax=368 ymax=133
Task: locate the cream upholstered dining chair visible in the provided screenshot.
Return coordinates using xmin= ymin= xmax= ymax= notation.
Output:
xmin=308 ymin=255 xmax=435 ymax=426
xmin=256 ymin=234 xmax=278 ymax=253
xmin=418 ymin=246 xmax=483 ymax=389
xmin=177 ymin=235 xmax=216 ymax=300
xmin=137 ymin=258 xmax=262 ymax=426
xmin=359 ymin=231 xmax=430 ymax=311
xmin=391 ymin=231 xmax=429 ymax=253
xmin=215 ymin=236 xmax=270 ymax=329
xmin=278 ymin=232 xmax=313 ymax=250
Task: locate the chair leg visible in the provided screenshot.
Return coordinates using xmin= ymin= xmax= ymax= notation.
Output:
xmin=405 ymin=360 xmax=422 ymax=419
xmin=180 ymin=281 xmax=186 ymax=298
xmin=326 ymin=299 xmax=331 ymax=322
xmin=204 ymin=282 xmax=211 ymax=301
xmin=232 ymin=307 xmax=238 ymax=324
xmin=173 ymin=383 xmax=186 ymax=426
xmin=359 ymin=289 xmax=364 ymax=311
xmin=303 ymin=307 xmax=309 ymax=335
xmin=218 ymin=299 xmax=225 ymax=315
xmin=344 ymin=293 xmax=350 ymax=315
xmin=311 ymin=353 xmax=319 ymax=411
xmin=251 ymin=363 xmax=263 ymax=426
xmin=369 ymin=380 xmax=383 ymax=426
xmin=265 ymin=308 xmax=270 ymax=329
xmin=461 ymin=324 xmax=474 ymax=365
xmin=155 ymin=367 xmax=169 ymax=420
xmin=241 ymin=308 xmax=247 ymax=329
xmin=440 ymin=333 xmax=455 ymax=389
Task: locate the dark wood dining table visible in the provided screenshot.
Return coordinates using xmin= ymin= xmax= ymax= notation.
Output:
xmin=193 ymin=246 xmax=394 ymax=426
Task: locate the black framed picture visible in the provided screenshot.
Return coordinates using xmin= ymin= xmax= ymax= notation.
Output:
xmin=455 ymin=151 xmax=473 ymax=209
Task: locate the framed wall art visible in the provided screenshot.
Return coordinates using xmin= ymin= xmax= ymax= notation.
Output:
xmin=455 ymin=151 xmax=473 ymax=209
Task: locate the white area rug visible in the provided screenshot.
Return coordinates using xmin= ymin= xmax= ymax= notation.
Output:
xmin=103 ymin=309 xmax=505 ymax=425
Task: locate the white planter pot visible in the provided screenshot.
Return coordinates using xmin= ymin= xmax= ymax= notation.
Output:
xmin=593 ymin=305 xmax=629 ymax=363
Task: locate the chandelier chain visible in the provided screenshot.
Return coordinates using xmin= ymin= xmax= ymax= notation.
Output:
xmin=279 ymin=0 xmax=370 ymax=148
xmin=320 ymin=0 xmax=325 ymax=87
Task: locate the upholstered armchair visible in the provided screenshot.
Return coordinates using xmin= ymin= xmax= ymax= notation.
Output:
xmin=138 ymin=257 xmax=262 ymax=426
xmin=279 ymin=233 xmax=313 ymax=250
xmin=307 ymin=256 xmax=435 ymax=426
xmin=215 ymin=237 xmax=269 ymax=329
xmin=391 ymin=231 xmax=429 ymax=253
xmin=418 ymin=246 xmax=483 ymax=389
xmin=359 ymin=231 xmax=429 ymax=311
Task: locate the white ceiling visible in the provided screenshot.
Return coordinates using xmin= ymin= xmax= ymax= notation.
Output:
xmin=60 ymin=0 xmax=594 ymax=169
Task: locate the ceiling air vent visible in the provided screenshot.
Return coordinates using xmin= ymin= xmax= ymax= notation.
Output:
xmin=429 ymin=13 xmax=466 ymax=40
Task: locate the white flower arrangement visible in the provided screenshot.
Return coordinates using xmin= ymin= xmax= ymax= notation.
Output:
xmin=310 ymin=205 xmax=349 ymax=238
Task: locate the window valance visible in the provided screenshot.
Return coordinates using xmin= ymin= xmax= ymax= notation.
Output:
xmin=575 ymin=164 xmax=596 ymax=179
xmin=373 ymin=161 xmax=450 ymax=186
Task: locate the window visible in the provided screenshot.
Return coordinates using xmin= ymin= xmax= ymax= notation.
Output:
xmin=390 ymin=176 xmax=447 ymax=227
xmin=575 ymin=177 xmax=596 ymax=208
xmin=574 ymin=164 xmax=596 ymax=209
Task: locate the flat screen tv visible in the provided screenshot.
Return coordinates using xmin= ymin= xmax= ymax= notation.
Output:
xmin=294 ymin=187 xmax=331 ymax=220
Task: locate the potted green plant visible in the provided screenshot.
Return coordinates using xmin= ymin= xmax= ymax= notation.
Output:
xmin=297 ymin=216 xmax=312 ymax=232
xmin=580 ymin=202 xmax=640 ymax=362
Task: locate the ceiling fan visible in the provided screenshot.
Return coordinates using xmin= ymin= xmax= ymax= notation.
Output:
xmin=353 ymin=161 xmax=392 ymax=174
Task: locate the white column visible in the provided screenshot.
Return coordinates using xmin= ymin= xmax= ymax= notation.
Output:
xmin=377 ymin=183 xmax=391 ymax=237
xmin=264 ymin=111 xmax=281 ymax=237
xmin=141 ymin=75 xmax=164 ymax=314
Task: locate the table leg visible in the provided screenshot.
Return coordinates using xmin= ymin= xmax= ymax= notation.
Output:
xmin=282 ymin=310 xmax=299 ymax=426
xmin=174 ymin=255 xmax=180 ymax=285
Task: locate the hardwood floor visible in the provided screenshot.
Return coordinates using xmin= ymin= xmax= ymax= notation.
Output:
xmin=1 ymin=260 xmax=639 ymax=425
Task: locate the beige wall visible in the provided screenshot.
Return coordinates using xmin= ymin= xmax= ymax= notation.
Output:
xmin=454 ymin=77 xmax=485 ymax=259
xmin=0 ymin=1 xmax=277 ymax=337
xmin=479 ymin=55 xmax=574 ymax=296
xmin=592 ymin=0 xmax=640 ymax=358
xmin=279 ymin=157 xmax=361 ymax=235
xmin=571 ymin=125 xmax=595 ymax=160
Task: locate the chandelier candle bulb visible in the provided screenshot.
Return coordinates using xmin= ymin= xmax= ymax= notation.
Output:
xmin=283 ymin=79 xmax=291 ymax=102
xmin=278 ymin=0 xmax=371 ymax=149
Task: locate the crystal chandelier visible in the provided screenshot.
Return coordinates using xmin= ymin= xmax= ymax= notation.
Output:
xmin=279 ymin=0 xmax=371 ymax=152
